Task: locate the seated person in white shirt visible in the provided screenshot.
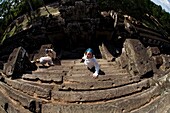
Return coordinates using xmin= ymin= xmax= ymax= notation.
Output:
xmin=39 ymin=49 xmax=55 ymax=66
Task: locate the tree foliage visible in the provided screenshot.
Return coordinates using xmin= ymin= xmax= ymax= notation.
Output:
xmin=0 ymin=0 xmax=170 ymax=38
xmin=98 ymin=0 xmax=170 ymax=34
xmin=0 ymin=0 xmax=43 ymax=37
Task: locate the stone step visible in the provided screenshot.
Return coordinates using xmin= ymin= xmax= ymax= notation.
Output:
xmin=105 ymin=84 xmax=161 ymax=113
xmin=131 ymin=92 xmax=170 ymax=113
xmin=4 ymin=77 xmax=54 ymax=100
xmin=60 ymin=75 xmax=140 ymax=90
xmin=97 ymin=59 xmax=116 ymax=63
xmin=23 ymin=70 xmax=123 ymax=83
xmin=72 ymin=64 xmax=120 ymax=70
xmin=0 ymin=90 xmax=31 ymax=113
xmin=61 ymin=59 xmax=117 ymax=66
xmin=52 ymin=79 xmax=150 ymax=102
xmin=162 ymin=105 xmax=170 ymax=113
xmin=74 ymin=63 xmax=118 ymax=67
xmin=0 ymin=82 xmax=44 ymax=113
xmin=99 ymin=64 xmax=120 ymax=68
xmin=23 ymin=59 xmax=125 ymax=83
xmin=38 ymin=65 xmax=71 ymax=71
xmin=30 ymin=69 xmax=66 ymax=74
xmin=68 ymin=68 xmax=127 ymax=75
xmin=74 ymin=59 xmax=114 ymax=63
xmin=22 ymin=72 xmax=64 ymax=83
xmin=42 ymin=83 xmax=161 ymax=113
xmin=66 ymin=70 xmax=91 ymax=75
xmin=0 ymin=107 xmax=6 ymax=113
xmin=75 ymin=61 xmax=117 ymax=66
xmin=35 ymin=65 xmax=124 ymax=76
xmin=42 ymin=102 xmax=122 ymax=113
xmin=64 ymin=73 xmax=130 ymax=82
xmin=60 ymin=60 xmax=76 ymax=66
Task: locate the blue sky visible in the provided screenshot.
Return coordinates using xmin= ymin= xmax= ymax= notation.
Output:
xmin=151 ymin=0 xmax=170 ymax=13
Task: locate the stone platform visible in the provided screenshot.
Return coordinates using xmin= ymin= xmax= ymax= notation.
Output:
xmin=0 ymin=59 xmax=170 ymax=113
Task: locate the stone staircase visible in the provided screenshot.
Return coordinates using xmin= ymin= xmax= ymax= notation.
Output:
xmin=0 ymin=59 xmax=169 ymax=113
xmin=162 ymin=105 xmax=170 ymax=113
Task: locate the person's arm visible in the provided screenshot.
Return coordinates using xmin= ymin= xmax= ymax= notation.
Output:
xmin=80 ymin=54 xmax=86 ymax=63
xmin=82 ymin=54 xmax=87 ymax=60
xmin=93 ymin=58 xmax=99 ymax=76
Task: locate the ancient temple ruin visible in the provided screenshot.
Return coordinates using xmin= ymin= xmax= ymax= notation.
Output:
xmin=0 ymin=0 xmax=170 ymax=113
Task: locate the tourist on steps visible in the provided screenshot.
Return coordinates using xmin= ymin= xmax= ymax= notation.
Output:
xmin=81 ymin=48 xmax=100 ymax=78
xmin=39 ymin=49 xmax=55 ymax=66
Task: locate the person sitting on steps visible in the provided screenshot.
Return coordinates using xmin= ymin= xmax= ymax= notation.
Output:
xmin=38 ymin=49 xmax=55 ymax=67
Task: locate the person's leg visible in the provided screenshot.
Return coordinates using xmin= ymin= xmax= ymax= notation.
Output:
xmin=99 ymin=69 xmax=105 ymax=75
xmin=40 ymin=60 xmax=46 ymax=66
xmin=87 ymin=66 xmax=95 ymax=73
xmin=48 ymin=59 xmax=54 ymax=66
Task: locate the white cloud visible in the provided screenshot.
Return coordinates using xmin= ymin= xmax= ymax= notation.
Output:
xmin=151 ymin=0 xmax=170 ymax=13
xmin=150 ymin=0 xmax=170 ymax=13
xmin=161 ymin=0 xmax=170 ymax=12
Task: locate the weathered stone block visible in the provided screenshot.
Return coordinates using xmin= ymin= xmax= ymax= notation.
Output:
xmin=116 ymin=49 xmax=128 ymax=68
xmin=99 ymin=43 xmax=115 ymax=62
xmin=147 ymin=46 xmax=160 ymax=57
xmin=123 ymin=39 xmax=153 ymax=77
xmin=152 ymin=55 xmax=163 ymax=69
xmin=160 ymin=55 xmax=170 ymax=71
xmin=3 ymin=47 xmax=37 ymax=77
